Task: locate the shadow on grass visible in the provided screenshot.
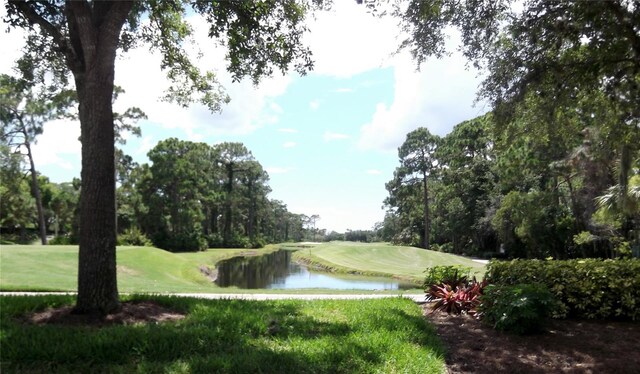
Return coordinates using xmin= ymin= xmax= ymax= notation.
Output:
xmin=1 ymin=296 xmax=445 ymax=373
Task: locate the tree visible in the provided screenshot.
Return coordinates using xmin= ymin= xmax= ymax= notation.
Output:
xmin=396 ymin=0 xmax=639 ymax=257
xmin=215 ymin=142 xmax=257 ymax=247
xmin=0 ymin=139 xmax=35 ymax=242
xmin=388 ymin=127 xmax=439 ymax=249
xmin=240 ymin=161 xmax=270 ymax=243
xmin=0 ymin=73 xmax=74 ymax=245
xmin=4 ymin=0 xmax=316 ymax=314
xmin=142 ymin=138 xmax=215 ymax=252
xmin=434 ymin=115 xmax=497 ymax=254
xmin=398 ymin=1 xmax=639 ymax=124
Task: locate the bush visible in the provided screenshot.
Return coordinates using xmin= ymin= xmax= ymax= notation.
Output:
xmin=251 ymin=236 xmax=267 ymax=249
xmin=486 ymin=259 xmax=640 ymax=320
xmin=423 ymin=265 xmax=472 ymax=289
xmin=153 ymin=231 xmax=208 ymax=252
xmin=49 ymin=235 xmax=73 ymax=245
xmin=206 ymin=233 xmax=224 ymax=248
xmin=226 ymin=233 xmax=251 ymax=249
xmin=0 ymin=231 xmax=38 ymax=244
xmin=479 ymin=283 xmax=556 ymax=335
xmin=428 ymin=278 xmax=487 ymax=315
xmin=117 ymin=227 xmax=153 ymax=246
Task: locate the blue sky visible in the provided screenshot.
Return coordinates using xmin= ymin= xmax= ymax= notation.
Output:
xmin=1 ymin=2 xmax=487 ymax=232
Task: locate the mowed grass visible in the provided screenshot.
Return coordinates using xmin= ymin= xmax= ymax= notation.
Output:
xmin=1 ymin=242 xmax=485 ymax=292
xmin=0 ymin=295 xmax=446 ymax=373
xmin=293 ymin=242 xmax=486 ymax=282
xmin=0 ymin=245 xmax=258 ymax=293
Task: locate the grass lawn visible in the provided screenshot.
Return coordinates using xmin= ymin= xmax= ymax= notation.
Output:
xmin=292 ymin=241 xmax=486 ymax=283
xmin=0 ymin=295 xmax=446 ymax=373
xmin=0 ymin=242 xmax=485 ymax=292
xmin=0 ymin=244 xmax=259 ymax=293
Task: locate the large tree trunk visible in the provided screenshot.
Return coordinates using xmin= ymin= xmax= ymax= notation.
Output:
xmin=68 ymin=2 xmax=133 ymax=315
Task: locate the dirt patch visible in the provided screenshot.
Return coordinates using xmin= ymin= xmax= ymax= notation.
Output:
xmin=423 ymin=305 xmax=640 ymax=374
xmin=199 ymin=264 xmax=218 ymax=282
xmin=24 ymin=301 xmax=186 ymax=327
xmin=116 ymin=265 xmax=140 ymax=276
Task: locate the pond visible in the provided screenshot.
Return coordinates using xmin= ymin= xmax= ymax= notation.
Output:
xmin=214 ymin=249 xmax=415 ymax=290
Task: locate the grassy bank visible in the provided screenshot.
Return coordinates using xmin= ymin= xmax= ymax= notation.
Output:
xmin=0 ymin=245 xmax=266 ymax=293
xmin=0 ymin=295 xmax=446 ymax=373
xmin=0 ymin=243 xmax=484 ymax=293
xmin=292 ymin=242 xmax=486 ymax=283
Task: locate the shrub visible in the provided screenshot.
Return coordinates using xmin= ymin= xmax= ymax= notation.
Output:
xmin=49 ymin=235 xmax=74 ymax=245
xmin=251 ymin=236 xmax=267 ymax=249
xmin=0 ymin=231 xmax=38 ymax=244
xmin=117 ymin=227 xmax=153 ymax=246
xmin=428 ymin=278 xmax=487 ymax=315
xmin=486 ymin=259 xmax=640 ymax=320
xmin=153 ymin=231 xmax=208 ymax=252
xmin=479 ymin=283 xmax=556 ymax=335
xmin=207 ymin=233 xmax=224 ymax=248
xmin=423 ymin=265 xmax=472 ymax=290
xmin=226 ymin=233 xmax=251 ymax=249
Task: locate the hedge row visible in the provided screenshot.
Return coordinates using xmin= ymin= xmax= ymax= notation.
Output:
xmin=485 ymin=259 xmax=640 ymax=320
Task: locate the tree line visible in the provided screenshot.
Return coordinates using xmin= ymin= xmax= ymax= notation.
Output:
xmin=0 ymin=134 xmax=319 ymax=251
xmin=379 ymin=0 xmax=639 ymax=260
xmin=381 ymin=110 xmax=639 ymax=259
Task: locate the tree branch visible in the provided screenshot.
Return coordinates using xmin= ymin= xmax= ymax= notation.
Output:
xmin=8 ymin=1 xmax=78 ymax=69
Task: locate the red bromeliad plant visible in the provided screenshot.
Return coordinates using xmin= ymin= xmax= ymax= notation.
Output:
xmin=428 ymin=279 xmax=487 ymax=315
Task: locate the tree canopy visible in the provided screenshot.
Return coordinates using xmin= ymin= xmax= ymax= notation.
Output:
xmin=4 ymin=0 xmax=318 ymax=314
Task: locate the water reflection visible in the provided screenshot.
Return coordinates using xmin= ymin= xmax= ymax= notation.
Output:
xmin=215 ymin=249 xmax=414 ymax=290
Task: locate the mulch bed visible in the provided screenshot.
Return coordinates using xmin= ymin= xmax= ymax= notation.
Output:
xmin=25 ymin=301 xmax=185 ymax=327
xmin=423 ymin=305 xmax=640 ymax=374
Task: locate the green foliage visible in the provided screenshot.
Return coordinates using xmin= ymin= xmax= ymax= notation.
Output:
xmin=0 ymin=296 xmax=446 ymax=373
xmin=479 ymin=283 xmax=556 ymax=335
xmin=486 ymin=259 xmax=640 ymax=320
xmin=385 ymin=127 xmax=440 ymax=249
xmin=117 ymin=227 xmax=152 ymax=247
xmin=49 ymin=235 xmax=75 ymax=245
xmin=153 ymin=230 xmax=208 ymax=252
xmin=0 ymin=231 xmax=38 ymax=245
xmin=423 ymin=265 xmax=472 ymax=289
xmin=225 ymin=232 xmax=251 ymax=249
xmin=492 ymin=190 xmax=575 ymax=259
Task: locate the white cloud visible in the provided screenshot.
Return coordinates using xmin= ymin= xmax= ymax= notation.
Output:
xmin=323 ymin=131 xmax=350 ymax=141
xmin=366 ymin=169 xmax=382 ymax=175
xmin=309 ymin=99 xmax=320 ymax=110
xmin=305 ymin=1 xmax=399 ymax=77
xmin=0 ymin=30 xmax=26 ymax=74
xmin=283 ymin=142 xmax=297 ymax=148
xmin=289 ymin=202 xmax=382 ymax=233
xmin=135 ymin=136 xmax=156 ymax=157
xmin=109 ymin=15 xmax=293 ymax=140
xmin=358 ymin=46 xmax=487 ymax=152
xmin=114 ymin=44 xmax=291 ymax=138
xmin=31 ymin=119 xmax=81 ymax=171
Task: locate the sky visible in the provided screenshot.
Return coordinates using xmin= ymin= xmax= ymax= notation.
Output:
xmin=1 ymin=2 xmax=487 ymax=233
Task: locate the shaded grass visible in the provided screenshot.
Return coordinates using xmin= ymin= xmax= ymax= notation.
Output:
xmin=0 ymin=295 xmax=446 ymax=373
xmin=293 ymin=242 xmax=486 ymax=283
